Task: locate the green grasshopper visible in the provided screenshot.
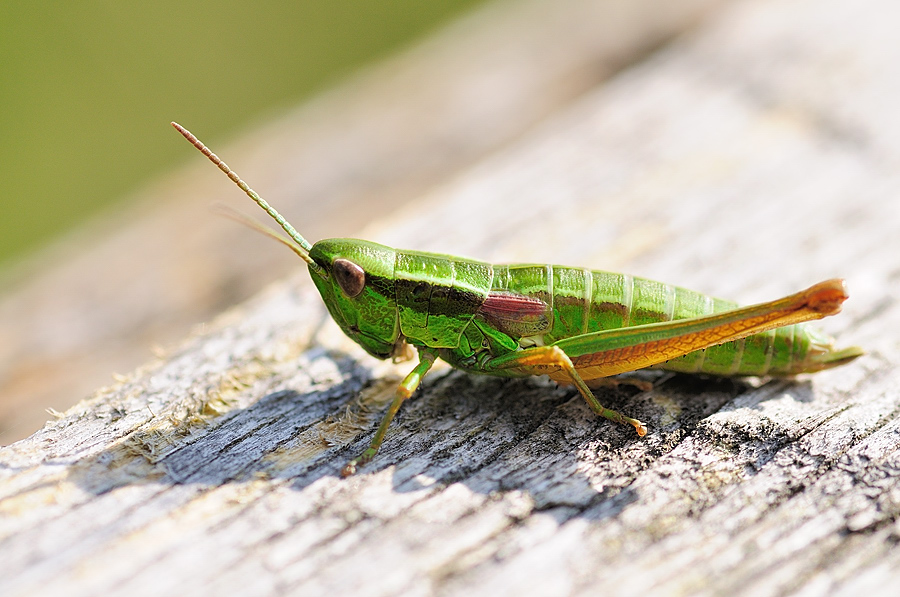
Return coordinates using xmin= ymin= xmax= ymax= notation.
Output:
xmin=173 ymin=123 xmax=863 ymax=476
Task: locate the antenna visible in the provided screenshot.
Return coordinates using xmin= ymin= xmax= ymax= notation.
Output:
xmin=172 ymin=122 xmax=323 ymax=275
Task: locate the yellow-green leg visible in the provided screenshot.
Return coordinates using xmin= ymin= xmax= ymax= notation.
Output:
xmin=341 ymin=348 xmax=437 ymax=476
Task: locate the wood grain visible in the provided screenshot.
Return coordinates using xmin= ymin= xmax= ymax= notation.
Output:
xmin=0 ymin=0 xmax=722 ymax=445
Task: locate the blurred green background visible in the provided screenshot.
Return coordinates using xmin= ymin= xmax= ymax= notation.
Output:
xmin=0 ymin=0 xmax=489 ymax=272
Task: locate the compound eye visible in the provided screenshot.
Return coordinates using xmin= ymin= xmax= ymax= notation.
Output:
xmin=333 ymin=258 xmax=366 ymax=298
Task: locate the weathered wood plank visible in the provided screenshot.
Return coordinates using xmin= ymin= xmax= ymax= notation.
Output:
xmin=0 ymin=0 xmax=722 ymax=445
xmin=2 ymin=0 xmax=900 ymax=596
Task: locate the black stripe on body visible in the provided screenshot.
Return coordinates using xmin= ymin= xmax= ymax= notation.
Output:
xmin=394 ymin=250 xmax=493 ymax=348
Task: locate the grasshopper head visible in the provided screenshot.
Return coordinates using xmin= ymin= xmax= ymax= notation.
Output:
xmin=308 ymin=238 xmax=401 ymax=360
xmin=170 ymin=123 xmax=403 ymax=360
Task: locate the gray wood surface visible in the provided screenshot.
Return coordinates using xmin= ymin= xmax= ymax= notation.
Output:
xmin=2 ymin=0 xmax=899 ymax=596
xmin=0 ymin=0 xmax=721 ymax=445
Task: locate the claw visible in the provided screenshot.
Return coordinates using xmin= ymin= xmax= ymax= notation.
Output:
xmin=341 ymin=461 xmax=358 ymax=477
xmin=633 ymin=420 xmax=648 ymax=437
xmin=341 ymin=447 xmax=378 ymax=477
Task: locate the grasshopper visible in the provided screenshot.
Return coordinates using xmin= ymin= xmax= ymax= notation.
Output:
xmin=173 ymin=123 xmax=863 ymax=476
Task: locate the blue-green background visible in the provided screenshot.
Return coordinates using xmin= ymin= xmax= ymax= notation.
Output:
xmin=0 ymin=1 xmax=489 ymax=271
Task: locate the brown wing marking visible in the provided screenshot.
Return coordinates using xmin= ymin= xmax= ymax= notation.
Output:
xmin=478 ymin=291 xmax=551 ymax=338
